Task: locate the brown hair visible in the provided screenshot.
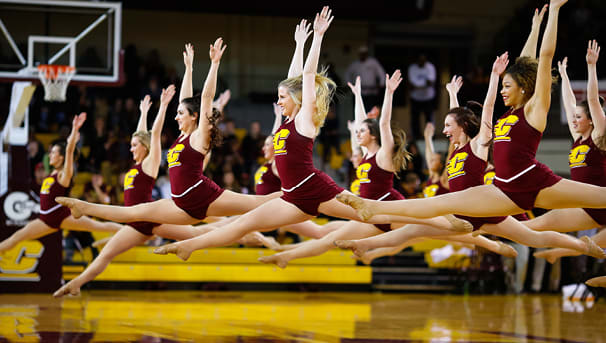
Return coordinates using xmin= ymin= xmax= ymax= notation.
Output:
xmin=362 ymin=118 xmax=412 ymax=174
xmin=181 ymin=95 xmax=223 ymax=151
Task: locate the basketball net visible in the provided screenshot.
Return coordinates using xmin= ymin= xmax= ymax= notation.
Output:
xmin=37 ymin=65 xmax=75 ymax=102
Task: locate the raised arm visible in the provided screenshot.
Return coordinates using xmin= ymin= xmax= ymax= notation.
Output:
xmin=288 ymin=19 xmax=312 ymax=78
xmin=348 ymin=76 xmax=367 ymax=156
xmin=58 ymin=112 xmax=86 ymax=187
xmin=423 ymin=122 xmax=436 ymax=169
xmin=213 ymin=89 xmax=231 ymax=114
xmin=520 ymin=5 xmax=548 ymax=58
xmin=142 ymin=85 xmax=176 ymax=178
xmin=179 ymin=43 xmax=194 ymax=102
xmin=445 ymin=75 xmax=463 ymax=109
xmin=137 ymin=95 xmax=151 ymax=132
xmin=558 ymin=57 xmax=579 ymax=139
xmin=376 ymin=70 xmax=402 ymax=171
xmin=193 ymin=38 xmax=226 ymax=152
xmin=527 ymin=0 xmax=567 ymax=132
xmin=586 ymin=40 xmax=606 ymax=138
xmin=477 ymin=52 xmax=509 ymax=146
xmin=298 ymin=6 xmax=333 ymax=134
xmin=271 ymin=102 xmax=283 ymax=134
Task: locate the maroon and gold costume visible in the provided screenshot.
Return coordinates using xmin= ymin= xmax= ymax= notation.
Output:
xmin=569 ymin=136 xmax=606 ymax=225
xmin=423 ymin=177 xmax=449 ymax=198
xmin=254 ymin=162 xmax=281 ymax=196
xmin=167 ymin=135 xmax=224 ymax=220
xmin=273 ymin=119 xmax=343 ymax=216
xmin=447 ymin=143 xmax=506 ymax=231
xmin=492 ymin=107 xmax=561 ymax=210
xmin=484 ymin=167 xmax=529 ymax=222
xmin=39 ymin=173 xmax=71 ymax=229
xmin=123 ymin=163 xmax=159 ymax=236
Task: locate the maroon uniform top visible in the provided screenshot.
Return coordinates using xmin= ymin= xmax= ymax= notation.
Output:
xmin=254 ymin=162 xmax=281 ymax=195
xmin=357 ymin=154 xmax=399 ymax=200
xmin=167 ymin=135 xmax=210 ymax=198
xmin=447 ymin=143 xmax=486 ymax=191
xmin=124 ymin=163 xmax=155 ymax=206
xmin=39 ymin=172 xmax=68 ymax=216
xmin=273 ymin=119 xmax=317 ymax=191
xmin=493 ymin=107 xmax=541 ymax=182
xmin=423 ymin=177 xmax=449 ymax=198
xmin=569 ymin=136 xmax=606 ymax=187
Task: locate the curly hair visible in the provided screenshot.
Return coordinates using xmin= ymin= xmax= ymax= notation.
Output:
xmin=278 ymin=69 xmax=336 ymax=132
xmin=180 ymin=96 xmax=223 ymax=151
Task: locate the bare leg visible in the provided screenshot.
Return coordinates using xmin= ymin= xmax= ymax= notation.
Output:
xmin=356 ymin=239 xmax=425 ymax=265
xmin=534 ymin=228 xmax=606 ymax=263
xmin=155 ymin=223 xmax=279 ymax=249
xmin=0 ymin=219 xmax=56 ymax=253
xmin=206 ymin=190 xmax=282 ymax=217
xmin=258 ymin=221 xmax=384 ymax=268
xmin=535 ymin=179 xmax=606 ymax=209
xmin=154 ymin=198 xmax=312 ymax=260
xmin=60 ymin=215 xmax=124 ymax=233
xmin=53 ymin=226 xmax=148 ymax=297
xmin=57 ymin=198 xmax=198 ymax=225
xmin=586 ymin=276 xmax=606 ymax=288
xmin=337 ymin=185 xmax=522 ymax=220
xmin=523 ymin=208 xmax=599 ymax=233
xmin=481 ymin=217 xmax=606 ymax=259
xmin=282 ymin=220 xmax=346 ymax=239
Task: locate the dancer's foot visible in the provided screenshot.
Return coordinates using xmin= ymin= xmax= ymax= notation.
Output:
xmin=336 ymin=193 xmax=374 ymax=221
xmin=258 ymin=254 xmax=288 ymax=269
xmin=353 ymin=252 xmax=375 ymax=265
xmin=92 ymin=236 xmax=111 ymax=248
xmin=55 ymin=197 xmax=84 ymax=219
xmin=471 ymin=229 xmax=486 ymax=237
xmin=581 ymin=236 xmax=606 ymax=259
xmin=334 ymin=240 xmax=368 ymax=257
xmin=153 ymin=243 xmax=192 ymax=261
xmin=53 ymin=282 xmax=80 ymax=298
xmin=586 ymin=276 xmax=606 ymax=288
xmin=443 ymin=215 xmax=473 ymax=233
xmin=496 ymin=242 xmax=518 ymax=258
xmin=533 ymin=249 xmax=558 ymax=264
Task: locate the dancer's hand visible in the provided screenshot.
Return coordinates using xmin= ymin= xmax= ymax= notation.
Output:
xmin=385 ymin=69 xmax=403 ymax=94
xmin=294 ymin=19 xmax=312 ymax=45
xmin=139 ymin=95 xmax=152 ymax=114
xmin=209 ymin=38 xmax=226 ymax=63
xmin=313 ymin=6 xmax=333 ymax=36
xmin=586 ymin=40 xmax=600 ymax=65
xmin=424 ymin=122 xmax=435 ymax=139
xmin=72 ymin=112 xmax=87 ymax=131
xmin=347 ymin=76 xmax=361 ymax=96
xmin=557 ymin=57 xmax=568 ymax=75
xmin=347 ymin=120 xmax=355 ymax=133
xmin=445 ymin=75 xmax=463 ymax=94
xmin=183 ymin=43 xmax=194 ymax=68
xmin=214 ymin=89 xmax=231 ymax=111
xmin=532 ymin=4 xmax=548 ymax=27
xmin=160 ymin=85 xmax=176 ymax=106
xmin=492 ymin=52 xmax=509 ymax=75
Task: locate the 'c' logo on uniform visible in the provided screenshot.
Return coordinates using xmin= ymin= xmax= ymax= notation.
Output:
xmin=447 ymin=152 xmax=468 ymax=180
xmin=356 ymin=163 xmax=372 ymax=184
xmin=273 ymin=129 xmax=290 ymax=155
xmin=167 ymin=144 xmax=185 ymax=168
xmin=494 ymin=115 xmax=519 ymax=142
xmin=569 ymin=145 xmax=590 ymax=168
xmin=124 ymin=168 xmax=139 ymax=190
xmin=40 ymin=177 xmax=55 ymax=195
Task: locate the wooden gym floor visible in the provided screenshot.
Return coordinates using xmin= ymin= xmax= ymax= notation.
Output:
xmin=0 ymin=291 xmax=604 ymax=342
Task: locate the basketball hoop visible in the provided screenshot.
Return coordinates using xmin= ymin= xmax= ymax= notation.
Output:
xmin=37 ymin=64 xmax=76 ymax=102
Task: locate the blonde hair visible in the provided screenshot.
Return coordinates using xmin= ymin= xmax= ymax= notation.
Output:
xmin=132 ymin=131 xmax=151 ymax=155
xmin=279 ymin=70 xmax=336 ymax=132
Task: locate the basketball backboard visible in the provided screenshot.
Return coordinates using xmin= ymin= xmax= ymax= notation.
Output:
xmin=0 ymin=0 xmax=122 ymax=85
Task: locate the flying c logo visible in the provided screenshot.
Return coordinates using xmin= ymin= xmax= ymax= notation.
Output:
xmin=3 ymin=191 xmax=38 ymax=222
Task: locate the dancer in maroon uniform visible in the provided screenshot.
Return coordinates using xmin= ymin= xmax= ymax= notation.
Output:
xmin=58 ymin=38 xmax=281 ymax=227
xmin=422 ymin=123 xmax=449 ymax=198
xmin=335 ymin=51 xmax=604 ymax=259
xmin=0 ymin=113 xmax=123 ymax=254
xmin=151 ymin=7 xmax=470 ymax=261
xmin=338 ymin=1 xmax=606 ymax=244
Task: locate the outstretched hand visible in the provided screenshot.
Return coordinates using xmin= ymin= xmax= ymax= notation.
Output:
xmin=586 ymin=40 xmax=600 ymax=65
xmin=532 ymin=4 xmax=548 ymax=27
xmin=557 ymin=57 xmax=568 ymax=75
xmin=347 ymin=120 xmax=355 ymax=132
xmin=160 ymin=85 xmax=176 ymax=105
xmin=549 ymin=0 xmax=568 ymax=11
xmin=294 ymin=19 xmax=312 ymax=44
xmin=424 ymin=122 xmax=435 ymax=138
xmin=386 ymin=70 xmax=403 ymax=93
xmin=183 ymin=43 xmax=194 ymax=68
xmin=492 ymin=52 xmax=509 ymax=75
xmin=209 ymin=38 xmax=227 ymax=63
xmin=347 ymin=76 xmax=361 ymax=96
xmin=313 ymin=6 xmax=334 ymax=35
xmin=72 ymin=112 xmax=87 ymax=131
xmin=140 ymin=95 xmax=152 ymax=114
xmin=213 ymin=90 xmax=231 ymax=111
xmin=445 ymin=75 xmax=463 ymax=94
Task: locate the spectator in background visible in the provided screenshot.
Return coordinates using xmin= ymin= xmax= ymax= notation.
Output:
xmin=401 ymin=172 xmax=422 ymax=199
xmin=408 ymin=53 xmax=436 ymax=139
xmin=345 ymin=46 xmax=386 ymax=109
xmin=241 ymin=120 xmax=265 ymax=174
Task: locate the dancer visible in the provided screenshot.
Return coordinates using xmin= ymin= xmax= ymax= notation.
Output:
xmin=422 ymin=123 xmax=449 ymax=198
xmin=57 ymin=38 xmax=282 ymax=227
xmin=338 ymin=0 xmax=606 ymax=233
xmin=0 ymin=113 xmax=124 ymax=254
xmin=335 ymin=51 xmax=605 ymax=259
xmin=152 ymin=7 xmax=470 ymax=261
xmin=523 ymin=42 xmax=606 ymax=233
